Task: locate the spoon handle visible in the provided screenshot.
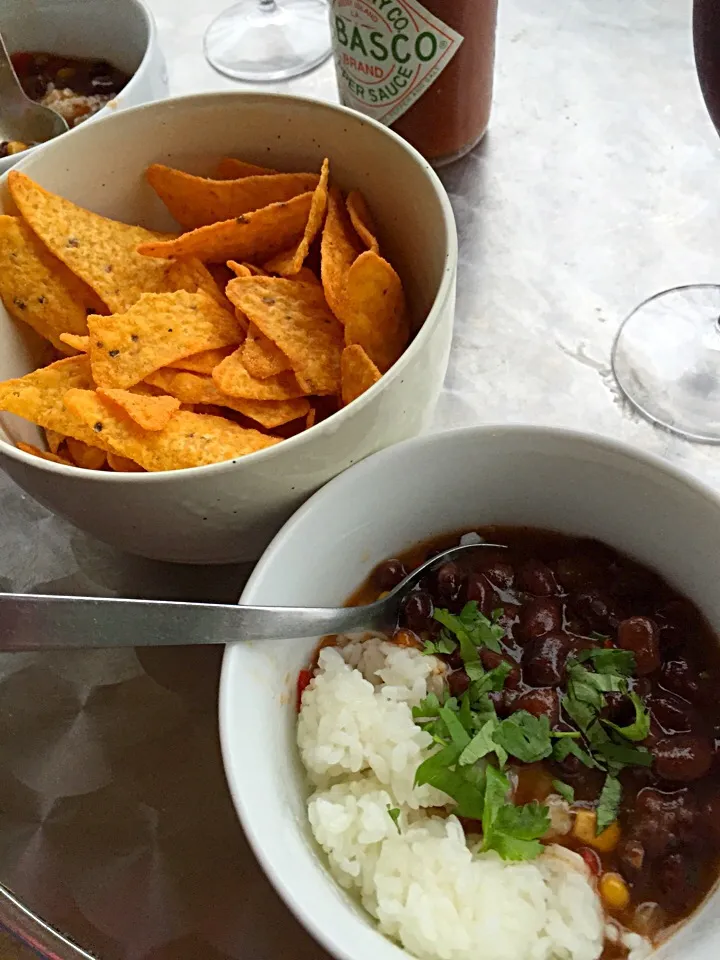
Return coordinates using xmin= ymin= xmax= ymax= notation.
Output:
xmin=0 ymin=592 xmax=386 ymax=651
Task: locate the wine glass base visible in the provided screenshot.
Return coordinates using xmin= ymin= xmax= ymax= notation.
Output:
xmin=204 ymin=0 xmax=332 ymax=83
xmin=612 ymin=284 xmax=720 ymax=443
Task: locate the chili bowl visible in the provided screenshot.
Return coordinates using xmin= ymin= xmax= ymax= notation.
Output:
xmin=220 ymin=424 xmax=720 ymax=960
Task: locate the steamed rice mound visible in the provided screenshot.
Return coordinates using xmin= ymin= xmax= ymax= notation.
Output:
xmin=298 ymin=640 xmax=608 ymax=960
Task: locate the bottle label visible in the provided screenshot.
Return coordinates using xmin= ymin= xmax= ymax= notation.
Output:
xmin=330 ymin=0 xmax=464 ymax=128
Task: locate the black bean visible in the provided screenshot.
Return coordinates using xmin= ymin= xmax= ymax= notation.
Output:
xmin=466 ymin=572 xmax=498 ymax=617
xmin=433 ymin=562 xmax=465 ymax=606
xmin=480 ymin=648 xmax=521 ymax=689
xmin=617 ymin=616 xmax=661 ymax=675
xmin=374 ymin=559 xmax=408 ymax=591
xmin=517 ymin=559 xmax=557 ymax=596
xmin=648 ymin=694 xmax=699 ymax=735
xmin=513 ymin=687 xmax=560 ymax=725
xmin=481 ymin=560 xmax=515 ymax=591
xmin=518 ymin=597 xmax=562 ymax=641
xmin=402 ymin=591 xmax=434 ymax=633
xmin=571 ymin=588 xmax=621 ymax=632
xmin=447 ymin=670 xmax=470 ymax=698
xmin=661 ymin=659 xmax=702 ymax=700
xmin=652 ymin=735 xmax=713 ymax=782
xmin=523 ymin=632 xmax=570 ymax=687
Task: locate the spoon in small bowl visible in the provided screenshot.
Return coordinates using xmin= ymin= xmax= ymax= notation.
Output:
xmin=0 ymin=542 xmax=507 ymax=651
xmin=0 ymin=30 xmax=68 ymax=152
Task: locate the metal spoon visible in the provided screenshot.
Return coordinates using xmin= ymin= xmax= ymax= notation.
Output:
xmin=0 ymin=30 xmax=68 ymax=148
xmin=0 ymin=542 xmax=507 ymax=651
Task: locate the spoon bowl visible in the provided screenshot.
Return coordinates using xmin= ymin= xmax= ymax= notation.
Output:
xmin=0 ymin=29 xmax=68 ymax=149
xmin=0 ymin=542 xmax=505 ymax=652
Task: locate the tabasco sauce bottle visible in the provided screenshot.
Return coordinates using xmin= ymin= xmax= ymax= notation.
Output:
xmin=328 ymin=0 xmax=498 ymax=166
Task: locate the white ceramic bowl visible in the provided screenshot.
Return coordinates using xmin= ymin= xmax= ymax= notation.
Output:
xmin=220 ymin=425 xmax=720 ymax=960
xmin=0 ymin=92 xmax=457 ymax=564
xmin=0 ymin=0 xmax=167 ymax=175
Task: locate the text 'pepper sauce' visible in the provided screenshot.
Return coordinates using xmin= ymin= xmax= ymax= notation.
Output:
xmin=329 ymin=0 xmax=498 ymax=166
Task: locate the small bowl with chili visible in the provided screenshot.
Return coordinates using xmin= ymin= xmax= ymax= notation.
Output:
xmin=0 ymin=0 xmax=166 ymax=173
xmin=221 ymin=424 xmax=720 ymax=960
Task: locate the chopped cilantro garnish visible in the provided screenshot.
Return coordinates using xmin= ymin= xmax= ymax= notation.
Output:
xmin=552 ymin=780 xmax=575 ymax=804
xmin=422 ymin=632 xmax=457 ymax=656
xmin=494 ymin=711 xmax=554 ymax=764
xmin=469 ymin=660 xmax=512 ymax=693
xmin=552 ymin=736 xmax=598 ymax=769
xmin=596 ymin=774 xmax=622 ymax=833
xmin=433 ymin=602 xmax=504 ymax=662
xmin=602 ymin=691 xmax=651 ymax=742
xmin=594 ymin=740 xmax=652 ymax=769
xmin=439 ymin=704 xmax=471 ymax=748
xmin=577 ymin=647 xmax=636 ymax=676
xmin=412 ymin=692 xmax=443 ymax=720
xmin=459 ymin=718 xmax=503 ymax=767
xmin=481 ymin=767 xmax=549 ymax=860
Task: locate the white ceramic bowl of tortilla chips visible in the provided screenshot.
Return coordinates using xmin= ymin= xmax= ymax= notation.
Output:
xmin=0 ymin=0 xmax=167 ymax=175
xmin=0 ymin=92 xmax=457 ymax=564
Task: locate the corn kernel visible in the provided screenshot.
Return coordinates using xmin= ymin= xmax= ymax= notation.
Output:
xmin=599 ymin=872 xmax=630 ymax=911
xmin=572 ymin=810 xmax=621 ymax=852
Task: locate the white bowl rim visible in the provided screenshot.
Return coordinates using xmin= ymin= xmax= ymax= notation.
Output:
xmin=218 ymin=421 xmax=720 ymax=960
xmin=2 ymin=0 xmax=157 ymax=164
xmin=0 ymin=89 xmax=457 ymax=483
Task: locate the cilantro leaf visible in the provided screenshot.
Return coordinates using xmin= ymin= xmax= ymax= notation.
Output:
xmin=434 ymin=602 xmax=504 ymax=662
xmin=439 ymin=704 xmax=471 ymax=748
xmin=482 ymin=764 xmax=510 ymax=833
xmin=552 ymin=736 xmax=598 ymax=769
xmin=482 ymin=797 xmax=549 ymax=861
xmin=494 ymin=711 xmax=553 ymax=764
xmin=577 ymin=647 xmax=636 ymax=677
xmin=552 ymin=780 xmax=575 ymax=803
xmin=562 ymin=691 xmax=597 ymax=732
xmin=594 ymin=740 xmax=652 ymax=769
xmin=459 ymin=718 xmax=501 ymax=767
xmin=412 ymin=692 xmax=442 ymax=721
xmin=422 ymin=632 xmax=457 ymax=656
xmin=458 ymin=691 xmax=473 ymax=733
xmin=596 ymin=775 xmax=622 ymax=832
xmin=470 ymin=660 xmax=513 ymax=695
xmin=602 ymin=692 xmax=651 ymax=742
xmin=414 ymin=743 xmax=463 ymax=788
xmin=465 ymin=660 xmax=486 ymax=682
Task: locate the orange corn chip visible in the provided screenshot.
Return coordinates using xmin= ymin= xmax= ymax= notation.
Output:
xmin=8 ymin=171 xmax=175 ymax=313
xmin=146 ymin=164 xmax=320 ymax=230
xmin=60 ymin=333 xmax=90 ymax=352
xmin=263 ymin=158 xmax=329 ymax=276
xmin=144 ymin=368 xmax=309 ymax=429
xmin=344 ymin=251 xmax=409 ymax=373
xmin=227 ymin=261 xmax=252 ymax=278
xmin=166 ymin=347 xmax=235 ymax=375
xmin=305 ymin=408 xmax=316 ymax=430
xmin=341 ymin=344 xmax=382 ymax=406
xmin=227 ymin=277 xmax=343 ymax=396
xmin=0 ymin=355 xmax=106 ymax=446
xmin=87 ymin=290 xmax=242 ymax=389
xmin=163 ymin=258 xmax=231 ymax=310
xmin=241 ymin=322 xmax=293 ymax=379
xmin=65 ymin=437 xmax=107 ymax=470
xmin=211 ymin=345 xmax=303 ymax=399
xmin=45 ymin=428 xmax=64 ymax=453
xmin=0 ymin=215 xmax=106 ymax=354
xmin=17 ymin=441 xmax=73 ymax=466
xmin=295 ymin=267 xmax=321 ymax=285
xmin=64 ymin=389 xmax=280 ymax=470
xmin=321 ymin=186 xmax=362 ymax=325
xmin=98 ymin=388 xmax=181 ymax=431
xmin=137 ymin=192 xmax=313 ymax=264
xmin=107 ymin=451 xmax=144 ymax=472
xmin=215 ymin=158 xmax=278 ymax=179
xmin=346 ymin=191 xmax=379 ymax=254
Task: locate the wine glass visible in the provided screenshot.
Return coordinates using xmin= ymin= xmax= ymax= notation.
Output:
xmin=204 ymin=0 xmax=332 ymax=83
xmin=611 ymin=0 xmax=720 ymax=442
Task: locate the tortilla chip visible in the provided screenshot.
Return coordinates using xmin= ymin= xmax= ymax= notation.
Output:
xmin=137 ymin=192 xmax=313 ymax=264
xmin=295 ymin=267 xmax=321 ymax=285
xmin=346 ymin=191 xmax=379 ymax=254
xmin=227 ymin=277 xmax=343 ymax=396
xmin=211 ymin=345 xmax=304 ymax=399
xmin=227 ymin=261 xmax=252 ymax=279
xmin=45 ymin=428 xmax=64 ymax=453
xmin=215 ymin=158 xmax=278 ymax=179
xmin=60 ymin=333 xmax=90 ymax=352
xmin=241 ymin=323 xmax=292 ymax=379
xmin=321 ymin=186 xmax=362 ymax=325
xmin=263 ymin=158 xmax=329 ymax=276
xmin=107 ymin=451 xmax=145 ymax=472
xmin=0 ymin=215 xmax=105 ymax=352
xmin=344 ymin=252 xmax=409 ymax=373
xmin=64 ymin=389 xmax=280 ymax=470
xmin=0 ymin=355 xmax=106 ymax=446
xmin=166 ymin=347 xmax=234 ymax=375
xmin=17 ymin=441 xmax=73 ymax=466
xmin=146 ymin=164 xmax=320 ymax=230
xmin=341 ymin=344 xmax=382 ymax=405
xmin=163 ymin=258 xmax=231 ymax=310
xmin=144 ymin=368 xmax=309 ymax=429
xmin=65 ymin=437 xmax=107 ymax=470
xmin=87 ymin=290 xmax=242 ymax=389
xmin=8 ymin=172 xmax=174 ymax=313
xmin=98 ymin=387 xmax=181 ymax=431
xmin=305 ymin=408 xmax=316 ymax=430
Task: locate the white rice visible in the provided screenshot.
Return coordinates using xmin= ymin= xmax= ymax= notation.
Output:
xmin=297 ymin=638 xmax=651 ymax=960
